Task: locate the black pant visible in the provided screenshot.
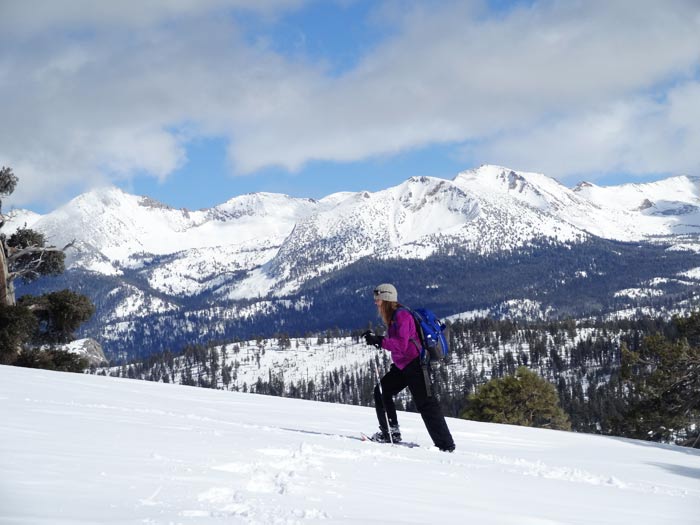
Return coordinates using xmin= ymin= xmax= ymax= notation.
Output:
xmin=374 ymin=357 xmax=454 ymax=450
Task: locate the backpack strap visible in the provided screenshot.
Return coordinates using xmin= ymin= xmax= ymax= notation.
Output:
xmin=396 ymin=307 xmax=433 ymax=397
xmin=421 ymin=362 xmax=432 ymax=397
xmin=395 ymin=307 xmax=423 ymax=356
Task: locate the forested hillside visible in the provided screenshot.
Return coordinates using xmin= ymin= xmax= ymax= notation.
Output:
xmin=97 ymin=315 xmax=698 ymax=445
xmin=28 ymin=236 xmax=700 ymax=361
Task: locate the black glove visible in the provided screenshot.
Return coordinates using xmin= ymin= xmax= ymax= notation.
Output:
xmin=362 ymin=330 xmax=384 ymax=349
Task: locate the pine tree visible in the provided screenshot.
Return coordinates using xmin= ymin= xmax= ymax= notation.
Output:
xmin=1 ymin=167 xmax=72 ymax=307
xmin=619 ymin=313 xmax=700 ymax=446
xmin=0 ymin=302 xmax=37 ymax=364
xmin=14 ymin=347 xmax=88 ymax=372
xmin=0 ymin=167 xmax=94 ymax=370
xmin=19 ymin=290 xmax=95 ymax=343
xmin=460 ymin=366 xmax=571 ymax=430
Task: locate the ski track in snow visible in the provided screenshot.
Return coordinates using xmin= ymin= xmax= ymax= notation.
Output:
xmin=168 ymin=436 xmax=694 ymax=522
xmin=14 ymin=397 xmax=700 ymax=503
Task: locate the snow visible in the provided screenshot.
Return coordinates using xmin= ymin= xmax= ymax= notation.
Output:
xmin=574 ymin=175 xmax=700 ymax=212
xmin=448 ymin=299 xmax=553 ymax=321
xmin=1 ymin=208 xmax=42 ymax=233
xmin=24 ymin=187 xmax=314 ymax=268
xmin=146 ymin=243 xmax=278 ymax=297
xmin=2 ymin=365 xmax=699 ymax=524
xmin=679 ymin=267 xmax=700 ymax=280
xmin=110 ymin=287 xmax=179 ymax=320
xmin=174 ymin=337 xmax=375 ymax=391
xmin=454 ymin=166 xmax=700 ymax=241
xmin=614 ymin=288 xmax=665 ymax=299
xmin=668 ymin=243 xmax=700 ymax=254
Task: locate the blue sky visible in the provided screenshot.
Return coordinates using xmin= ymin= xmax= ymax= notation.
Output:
xmin=128 ymin=138 xmax=470 ymax=210
xmin=1 ymin=0 xmax=699 ymax=213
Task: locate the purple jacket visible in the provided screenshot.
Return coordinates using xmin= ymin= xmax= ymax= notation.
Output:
xmin=381 ymin=309 xmax=420 ymax=370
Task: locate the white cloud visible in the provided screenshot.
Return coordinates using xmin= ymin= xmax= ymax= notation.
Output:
xmin=0 ymin=0 xmax=306 ymax=34
xmin=475 ymin=79 xmax=700 ymax=182
xmin=228 ymin=0 xmax=700 ymax=176
xmin=1 ymin=0 xmax=699 ymax=208
xmin=0 ymin=2 xmax=315 ymax=207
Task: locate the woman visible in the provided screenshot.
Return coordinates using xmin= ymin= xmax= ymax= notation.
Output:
xmin=364 ymin=283 xmax=455 ymax=452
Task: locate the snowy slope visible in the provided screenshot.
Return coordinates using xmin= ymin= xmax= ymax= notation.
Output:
xmin=0 ymin=208 xmax=41 ymax=234
xmin=572 ymin=175 xmax=700 ymax=237
xmin=455 ymin=165 xmax=700 ymax=241
xmin=1 ymin=365 xmax=699 ymax=525
xmin=574 ymin=175 xmax=700 ymax=213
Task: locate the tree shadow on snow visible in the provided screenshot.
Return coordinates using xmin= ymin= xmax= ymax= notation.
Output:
xmin=608 ymin=435 xmax=700 ymax=458
xmin=647 ymin=462 xmax=700 ymax=481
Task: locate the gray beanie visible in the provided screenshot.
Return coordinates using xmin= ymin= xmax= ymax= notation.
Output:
xmin=373 ymin=283 xmax=398 ymax=302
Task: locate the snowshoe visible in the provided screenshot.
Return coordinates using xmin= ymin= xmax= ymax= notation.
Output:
xmin=366 ymin=427 xmax=401 ymax=443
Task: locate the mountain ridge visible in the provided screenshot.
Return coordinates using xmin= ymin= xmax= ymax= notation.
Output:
xmin=8 ymin=165 xmax=700 ymax=359
xmin=9 ymin=165 xmax=700 ymax=266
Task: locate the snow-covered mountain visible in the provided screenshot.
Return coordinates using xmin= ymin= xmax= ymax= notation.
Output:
xmin=2 ymin=365 xmax=699 ymax=524
xmin=21 ymin=187 xmax=318 ymax=284
xmin=575 ymin=174 xmax=700 ymax=215
xmin=1 ymin=207 xmax=42 ymax=232
xmin=456 ymin=165 xmax=700 ymax=240
xmin=7 ymin=165 xmax=700 ymax=358
xmin=10 ymin=166 xmax=700 ymax=295
xmin=229 ymin=175 xmax=568 ymax=299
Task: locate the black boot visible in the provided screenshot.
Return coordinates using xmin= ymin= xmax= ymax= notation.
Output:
xmin=389 ymin=424 xmax=402 ymax=443
xmin=370 ymin=429 xmax=391 ymax=443
xmin=370 ymin=425 xmax=402 ymax=443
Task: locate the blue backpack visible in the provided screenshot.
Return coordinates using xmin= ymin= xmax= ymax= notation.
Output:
xmin=399 ymin=307 xmax=449 ymax=363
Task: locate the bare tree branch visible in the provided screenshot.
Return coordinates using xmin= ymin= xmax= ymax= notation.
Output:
xmin=7 ymin=241 xmax=74 ymax=263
